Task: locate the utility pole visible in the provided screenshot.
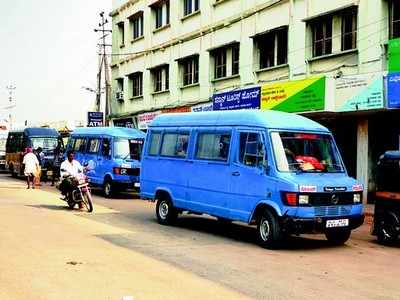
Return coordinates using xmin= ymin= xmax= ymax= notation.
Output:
xmin=94 ymin=12 xmax=112 ymax=126
xmin=5 ymin=85 xmax=16 ymax=129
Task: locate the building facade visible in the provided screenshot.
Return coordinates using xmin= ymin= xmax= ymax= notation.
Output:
xmin=110 ymin=0 xmax=400 ymax=202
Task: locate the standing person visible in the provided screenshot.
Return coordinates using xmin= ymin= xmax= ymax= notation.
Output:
xmin=34 ymin=147 xmax=44 ymax=187
xmin=23 ymin=148 xmax=39 ymax=189
xmin=51 ymin=145 xmax=62 ymax=186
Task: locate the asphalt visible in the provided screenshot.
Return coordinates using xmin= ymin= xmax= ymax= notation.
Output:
xmin=0 ymin=172 xmax=399 ymax=300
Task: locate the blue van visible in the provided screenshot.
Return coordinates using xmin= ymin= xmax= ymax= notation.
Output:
xmin=140 ymin=110 xmax=364 ymax=249
xmin=66 ymin=127 xmax=145 ymax=197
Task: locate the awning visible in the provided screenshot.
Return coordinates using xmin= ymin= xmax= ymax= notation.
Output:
xmin=250 ymin=25 xmax=288 ymax=39
xmin=207 ymin=41 xmax=239 ymax=52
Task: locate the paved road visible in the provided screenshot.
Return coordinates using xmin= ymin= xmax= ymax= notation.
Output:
xmin=0 ymin=172 xmax=399 ymax=300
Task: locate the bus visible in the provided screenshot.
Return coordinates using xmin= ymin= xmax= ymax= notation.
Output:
xmin=6 ymin=127 xmax=62 ymax=177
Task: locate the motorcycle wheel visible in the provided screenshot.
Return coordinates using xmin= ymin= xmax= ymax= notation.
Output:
xmin=82 ymin=191 xmax=94 ymax=213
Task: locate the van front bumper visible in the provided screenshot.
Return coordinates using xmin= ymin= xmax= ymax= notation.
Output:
xmin=282 ymin=214 xmax=365 ymax=234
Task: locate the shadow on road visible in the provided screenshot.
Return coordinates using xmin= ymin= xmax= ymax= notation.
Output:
xmin=26 ymin=204 xmax=71 ymax=211
xmin=90 ymin=188 xmax=137 ymax=200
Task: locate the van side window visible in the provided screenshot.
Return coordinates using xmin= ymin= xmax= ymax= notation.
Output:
xmin=239 ymin=132 xmax=265 ymax=168
xmin=87 ymin=139 xmax=100 ymax=154
xmin=73 ymin=138 xmax=87 ymax=153
xmin=196 ymin=133 xmax=231 ymax=161
xmin=102 ymin=138 xmax=111 ymax=157
xmin=160 ymin=133 xmax=189 ymax=158
xmin=148 ymin=132 xmax=162 ymax=156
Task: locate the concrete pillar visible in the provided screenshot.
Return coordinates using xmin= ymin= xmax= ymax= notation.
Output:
xmin=357 ymin=119 xmax=369 ymax=203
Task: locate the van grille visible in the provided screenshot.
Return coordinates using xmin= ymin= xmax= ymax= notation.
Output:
xmin=314 ymin=206 xmax=352 ymax=217
xmin=308 ymin=193 xmax=355 ymax=206
xmin=127 ymin=168 xmax=140 ymax=176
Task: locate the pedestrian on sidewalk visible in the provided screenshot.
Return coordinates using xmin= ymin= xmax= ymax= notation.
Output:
xmin=23 ymin=147 xmax=40 ymax=189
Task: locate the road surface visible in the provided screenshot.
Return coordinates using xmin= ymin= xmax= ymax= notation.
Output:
xmin=0 ymin=172 xmax=399 ymax=300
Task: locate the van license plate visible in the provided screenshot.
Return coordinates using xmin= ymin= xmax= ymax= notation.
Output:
xmin=134 ymin=183 xmax=140 ymax=188
xmin=326 ymin=219 xmax=349 ymax=228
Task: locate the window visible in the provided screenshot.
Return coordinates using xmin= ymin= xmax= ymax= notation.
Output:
xmin=87 ymin=139 xmax=100 ymax=154
xmin=117 ymin=78 xmax=124 ymax=93
xmin=214 ymin=49 xmax=227 ymax=79
xmin=102 ymin=138 xmax=111 ymax=157
xmin=342 ymin=10 xmax=357 ymax=51
xmin=390 ymin=1 xmax=400 ymax=39
xmin=149 ymin=132 xmax=162 ymax=155
xmin=180 ymin=56 xmax=199 ymax=86
xmin=130 ymin=13 xmax=144 ymax=40
xmin=257 ymin=27 xmax=288 ymax=69
xmin=129 ymin=72 xmax=143 ymax=97
xmin=153 ymin=1 xmax=170 ymax=29
xmin=151 ymin=65 xmax=169 ymax=92
xmin=312 ymin=17 xmax=332 ymax=57
xmin=184 ymin=0 xmax=199 ymax=16
xmin=161 ymin=133 xmax=189 ymax=158
xmin=73 ymin=138 xmax=87 ymax=153
xmin=239 ymin=133 xmax=265 ymax=168
xmin=117 ymin=22 xmax=125 ymax=46
xmin=196 ymin=133 xmax=231 ymax=161
xmin=232 ymin=45 xmax=240 ymax=75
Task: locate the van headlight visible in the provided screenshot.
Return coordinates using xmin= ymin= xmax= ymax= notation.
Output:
xmin=353 ymin=193 xmax=361 ymax=204
xmin=299 ymin=195 xmax=309 ymax=205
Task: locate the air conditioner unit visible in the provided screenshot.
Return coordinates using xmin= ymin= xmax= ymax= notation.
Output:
xmin=116 ymin=91 xmax=124 ymax=101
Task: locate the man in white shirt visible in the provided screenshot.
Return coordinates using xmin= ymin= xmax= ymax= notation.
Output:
xmin=59 ymin=150 xmax=84 ymax=197
xmin=60 ymin=150 xmax=83 ymax=179
xmin=23 ymin=147 xmax=39 ymax=189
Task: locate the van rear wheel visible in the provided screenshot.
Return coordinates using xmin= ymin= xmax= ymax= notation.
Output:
xmin=156 ymin=197 xmax=177 ymax=225
xmin=257 ymin=209 xmax=283 ymax=249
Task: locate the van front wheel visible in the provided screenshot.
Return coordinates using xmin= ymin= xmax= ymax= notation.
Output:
xmin=257 ymin=209 xmax=283 ymax=249
xmin=156 ymin=198 xmax=177 ymax=225
xmin=103 ymin=179 xmax=114 ymax=198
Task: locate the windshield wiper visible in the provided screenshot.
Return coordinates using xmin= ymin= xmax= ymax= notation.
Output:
xmin=122 ymin=153 xmax=131 ymax=161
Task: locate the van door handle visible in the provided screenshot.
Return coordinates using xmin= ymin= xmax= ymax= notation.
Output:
xmin=232 ymin=171 xmax=240 ymax=176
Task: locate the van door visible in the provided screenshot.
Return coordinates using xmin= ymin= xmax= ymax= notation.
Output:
xmin=96 ymin=137 xmax=112 ymax=185
xmin=229 ymin=130 xmax=271 ymax=222
xmin=85 ymin=137 xmax=102 ymax=184
xmin=187 ymin=130 xmax=232 ymax=217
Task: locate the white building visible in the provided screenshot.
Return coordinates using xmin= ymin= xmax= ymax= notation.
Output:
xmin=110 ymin=0 xmax=400 ymax=201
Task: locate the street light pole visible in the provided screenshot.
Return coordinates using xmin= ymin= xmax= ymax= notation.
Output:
xmin=6 ymin=85 xmax=16 ymax=129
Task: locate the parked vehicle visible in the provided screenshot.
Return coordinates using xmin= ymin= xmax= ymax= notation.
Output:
xmin=0 ymin=126 xmax=8 ymax=170
xmin=5 ymin=127 xmax=62 ymax=178
xmin=372 ymin=151 xmax=400 ymax=244
xmin=58 ymin=172 xmax=93 ymax=212
xmin=65 ymin=127 xmax=145 ymax=197
xmin=140 ymin=110 xmax=365 ymax=249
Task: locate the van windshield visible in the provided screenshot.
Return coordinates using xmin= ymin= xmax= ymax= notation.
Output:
xmin=31 ymin=137 xmax=58 ymax=151
xmin=271 ymin=132 xmax=344 ymax=173
xmin=114 ymin=138 xmax=143 ymax=161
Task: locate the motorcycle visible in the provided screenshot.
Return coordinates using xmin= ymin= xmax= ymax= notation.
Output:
xmin=58 ymin=171 xmax=93 ymax=213
xmin=372 ymin=151 xmax=400 ymax=244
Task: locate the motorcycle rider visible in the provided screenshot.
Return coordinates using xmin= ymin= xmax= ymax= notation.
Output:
xmin=59 ymin=150 xmax=84 ymax=208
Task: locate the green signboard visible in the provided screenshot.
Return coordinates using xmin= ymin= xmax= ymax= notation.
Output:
xmin=261 ymin=77 xmax=325 ymax=113
xmin=389 ymin=38 xmax=400 ymax=73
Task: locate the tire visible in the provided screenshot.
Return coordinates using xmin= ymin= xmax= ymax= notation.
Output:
xmin=156 ymin=197 xmax=178 ymax=225
xmin=257 ymin=209 xmax=283 ymax=249
xmin=103 ymin=178 xmax=114 ymax=198
xmin=377 ymin=210 xmax=400 ymax=244
xmin=82 ymin=191 xmax=94 ymax=213
xmin=325 ymin=228 xmax=351 ymax=245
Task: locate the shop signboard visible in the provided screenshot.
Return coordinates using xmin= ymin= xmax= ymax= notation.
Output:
xmin=138 ymin=111 xmax=160 ymax=130
xmin=87 ymin=112 xmax=104 ymax=127
xmin=213 ymin=87 xmax=261 ymax=111
xmin=191 ymin=102 xmax=213 ymax=112
xmin=113 ymin=118 xmax=135 ymax=128
xmin=260 ymin=77 xmax=325 ymax=113
xmin=335 ymin=74 xmax=384 ymax=112
xmin=162 ymin=106 xmax=191 ymax=113
xmin=387 ymin=72 xmax=400 ymax=109
xmin=389 ymin=38 xmax=400 ymax=73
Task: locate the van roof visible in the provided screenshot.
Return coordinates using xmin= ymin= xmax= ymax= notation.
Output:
xmin=10 ymin=127 xmax=60 ymax=137
xmin=150 ymin=110 xmax=330 ymax=133
xmin=72 ymin=126 xmax=145 ymax=138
